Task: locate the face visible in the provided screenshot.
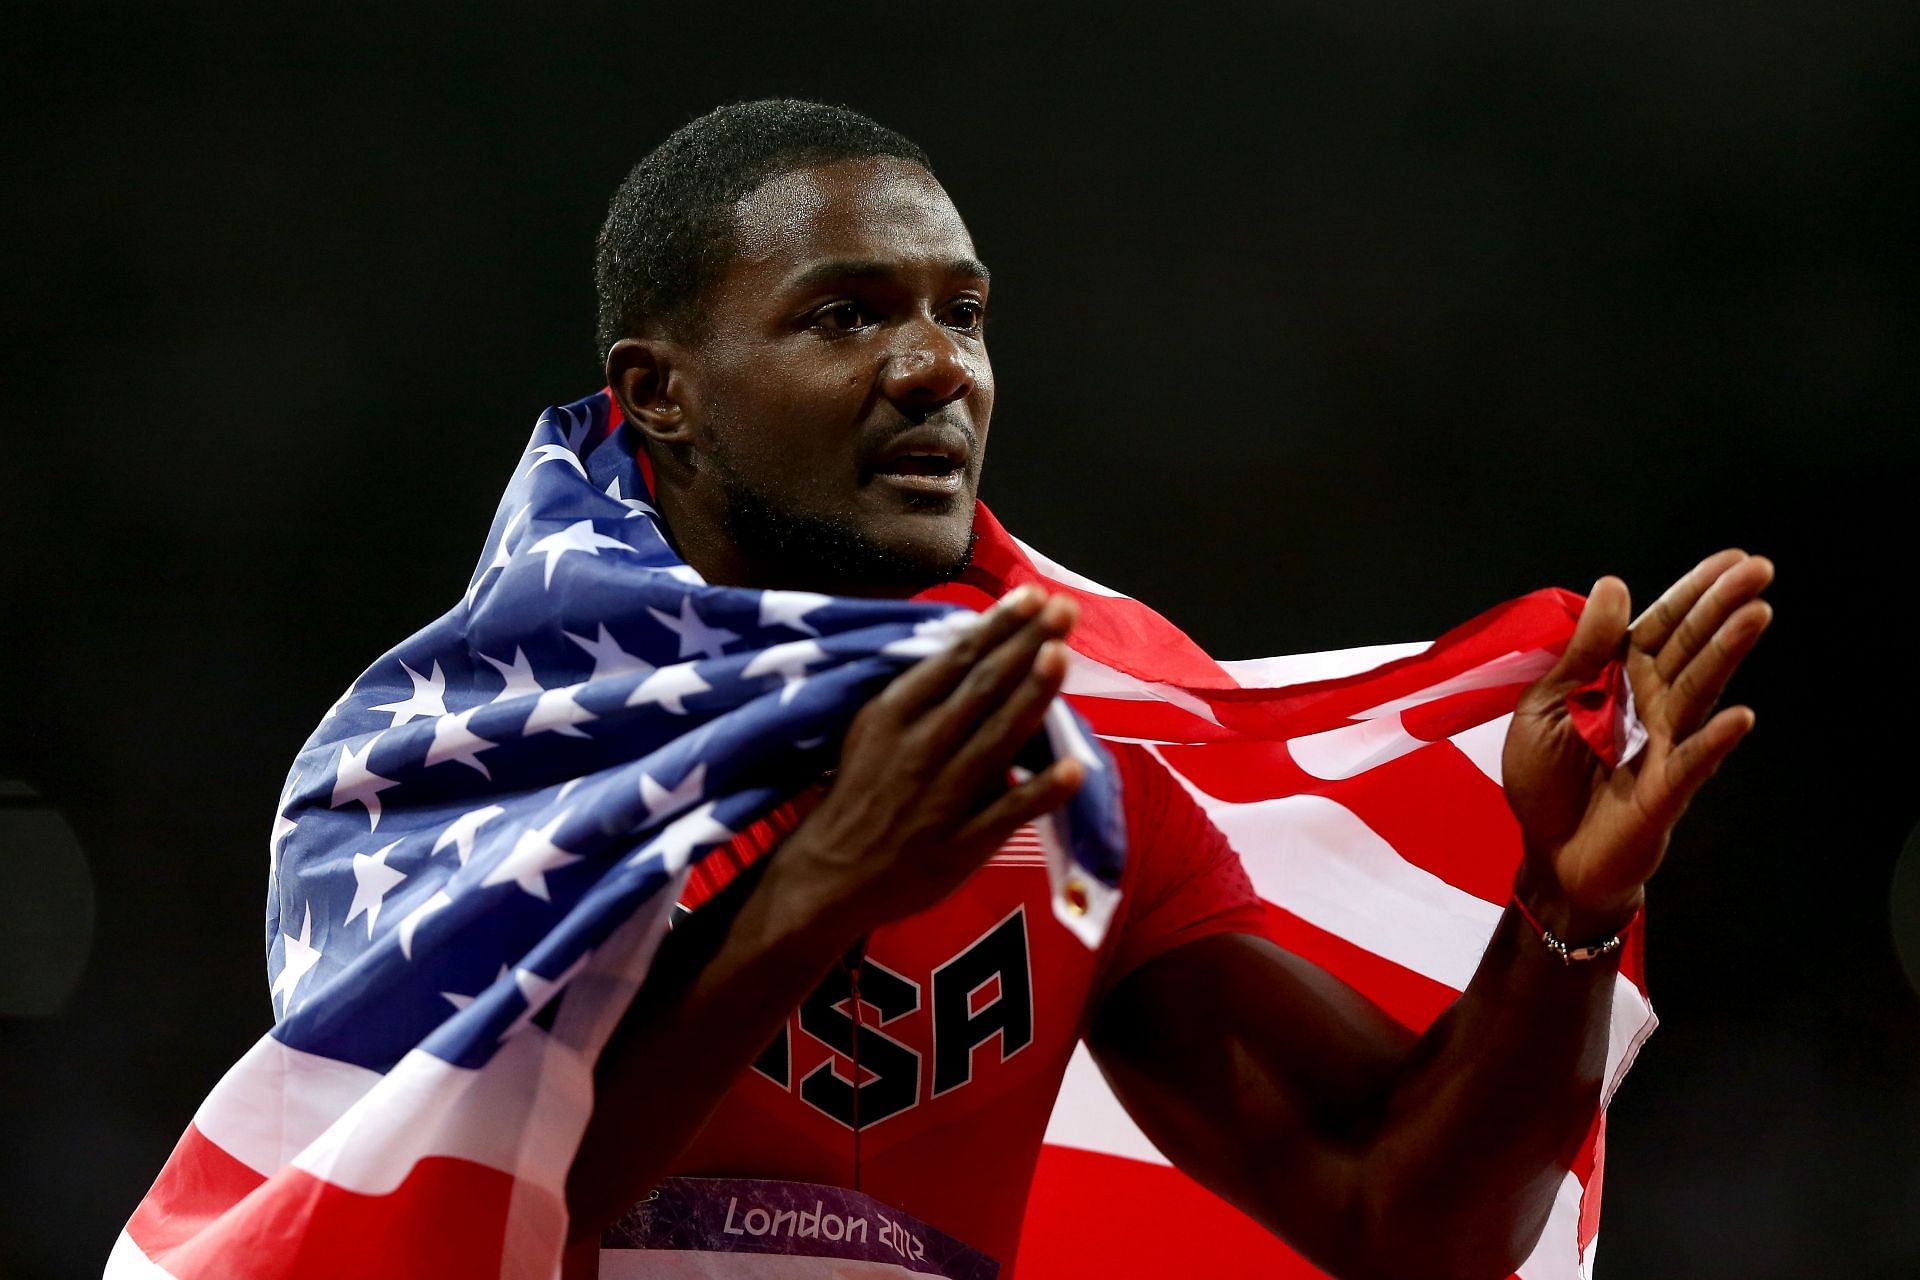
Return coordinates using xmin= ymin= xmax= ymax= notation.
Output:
xmin=644 ymin=156 xmax=994 ymax=595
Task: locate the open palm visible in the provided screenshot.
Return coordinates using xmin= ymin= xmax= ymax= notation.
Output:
xmin=1501 ymin=550 xmax=1774 ymax=936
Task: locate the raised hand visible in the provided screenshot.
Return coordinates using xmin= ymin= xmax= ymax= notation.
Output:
xmin=771 ymin=584 xmax=1086 ymax=935
xmin=1502 ymin=550 xmax=1774 ymax=939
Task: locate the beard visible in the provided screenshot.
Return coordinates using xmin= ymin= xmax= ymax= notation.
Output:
xmin=706 ymin=443 xmax=977 ymax=596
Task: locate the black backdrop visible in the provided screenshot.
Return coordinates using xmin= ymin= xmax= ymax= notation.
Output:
xmin=4 ymin=3 xmax=1916 ymax=1276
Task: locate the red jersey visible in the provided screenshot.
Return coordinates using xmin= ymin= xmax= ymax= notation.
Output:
xmin=655 ymin=743 xmax=1266 ymax=1270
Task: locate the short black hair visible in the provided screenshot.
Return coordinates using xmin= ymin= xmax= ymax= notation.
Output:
xmin=594 ymin=99 xmax=933 ymax=357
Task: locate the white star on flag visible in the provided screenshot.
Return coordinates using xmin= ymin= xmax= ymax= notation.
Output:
xmin=564 ymin=623 xmax=653 ymax=681
xmin=501 ymin=953 xmax=590 ymax=1041
xmin=331 ymin=738 xmax=399 ymax=830
xmin=528 ymin=520 xmax=633 ymax=589
xmin=270 ymin=903 xmax=323 ymax=1015
xmin=649 ymin=597 xmax=739 ymax=660
xmin=640 ymin=801 xmax=734 ymax=874
xmin=433 ymin=804 xmax=505 ymax=865
xmin=639 ymin=762 xmax=707 ymax=821
xmin=270 ymin=810 xmax=298 ymax=873
xmin=269 ymin=770 xmax=302 ymax=880
xmin=466 ymin=505 xmax=530 ymax=609
xmin=559 ymin=407 xmax=593 ymax=453
xmin=396 ymin=890 xmax=453 ymax=960
xmin=482 ymin=810 xmax=583 ymax=901
xmin=758 ymin=590 xmax=831 ymax=636
xmin=321 ymin=684 xmax=355 ymax=722
xmin=523 ymin=683 xmax=596 ymax=739
xmin=528 ymin=442 xmax=588 ymax=478
xmin=344 ymin=841 xmax=407 ymax=936
xmin=742 ymin=639 xmax=828 ymax=704
xmin=605 ymin=476 xmax=655 ymax=518
xmin=443 ymin=964 xmax=510 ymax=1012
xmin=425 ymin=706 xmax=498 ymax=777
xmin=370 ymin=660 xmax=448 ymax=726
xmin=881 ymin=612 xmax=976 ymax=662
xmin=479 ymin=648 xmax=545 ymax=703
xmin=625 ymin=661 xmax=712 ymax=716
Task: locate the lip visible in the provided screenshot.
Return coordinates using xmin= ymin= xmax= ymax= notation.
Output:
xmin=871 ymin=468 xmax=966 ymax=496
xmin=864 ymin=422 xmax=973 ymax=496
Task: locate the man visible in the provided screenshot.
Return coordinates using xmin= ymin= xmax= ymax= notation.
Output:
xmin=559 ymin=100 xmax=1772 ymax=1278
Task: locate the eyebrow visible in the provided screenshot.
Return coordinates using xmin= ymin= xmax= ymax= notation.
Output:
xmin=782 ymin=256 xmax=992 ymax=296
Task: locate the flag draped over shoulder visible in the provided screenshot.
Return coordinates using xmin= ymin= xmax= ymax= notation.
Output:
xmin=108 ymin=390 xmax=1124 ymax=1280
xmin=110 ymin=390 xmax=1652 ymax=1280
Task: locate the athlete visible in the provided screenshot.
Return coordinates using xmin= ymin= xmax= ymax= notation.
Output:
xmin=559 ymin=100 xmax=1773 ymax=1278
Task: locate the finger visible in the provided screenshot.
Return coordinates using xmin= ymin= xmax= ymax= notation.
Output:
xmin=1551 ymin=576 xmax=1632 ymax=685
xmin=951 ymin=756 xmax=1086 ymax=855
xmin=1656 ymin=705 xmax=1755 ymax=820
xmin=1655 ymin=554 xmax=1775 ymax=684
xmin=942 ymin=638 xmax=1072 ymax=792
xmin=1630 ymin=548 xmax=1747 ymax=655
xmin=934 ymin=593 xmax=1077 ymax=724
xmin=871 ymin=585 xmax=1044 ymax=717
xmin=1664 ymin=598 xmax=1772 ymax=739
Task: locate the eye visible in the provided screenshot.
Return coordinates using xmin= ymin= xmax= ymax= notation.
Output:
xmin=944 ymin=299 xmax=986 ymax=334
xmin=812 ymin=301 xmax=874 ymax=334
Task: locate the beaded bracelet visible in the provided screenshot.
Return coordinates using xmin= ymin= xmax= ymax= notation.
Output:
xmin=1510 ymin=894 xmax=1637 ymax=965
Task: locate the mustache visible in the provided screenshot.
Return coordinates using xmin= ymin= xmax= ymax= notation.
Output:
xmin=860 ymin=413 xmax=980 ymax=466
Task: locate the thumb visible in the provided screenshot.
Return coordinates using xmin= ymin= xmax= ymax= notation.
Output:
xmin=1553 ymin=576 xmax=1631 ymax=685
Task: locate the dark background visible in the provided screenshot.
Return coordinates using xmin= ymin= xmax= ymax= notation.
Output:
xmin=3 ymin=3 xmax=1915 ymax=1276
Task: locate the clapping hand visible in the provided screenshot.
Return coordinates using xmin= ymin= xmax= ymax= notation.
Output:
xmin=1502 ymin=550 xmax=1774 ymax=938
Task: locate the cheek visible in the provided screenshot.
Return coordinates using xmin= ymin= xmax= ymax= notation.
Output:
xmin=970 ymin=367 xmax=995 ymax=446
xmin=714 ymin=361 xmax=871 ymax=498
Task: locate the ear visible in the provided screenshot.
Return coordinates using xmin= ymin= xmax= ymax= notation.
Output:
xmin=606 ymin=337 xmax=695 ymax=447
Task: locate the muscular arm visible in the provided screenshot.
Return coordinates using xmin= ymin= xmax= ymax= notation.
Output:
xmin=560 ymin=586 xmax=1087 ymax=1268
xmin=1089 ymin=906 xmax=1618 ymax=1280
xmin=1090 ymin=549 xmax=1772 ymax=1279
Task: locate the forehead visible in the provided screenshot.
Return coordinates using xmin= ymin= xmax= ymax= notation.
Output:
xmin=726 ymin=156 xmax=977 ymax=281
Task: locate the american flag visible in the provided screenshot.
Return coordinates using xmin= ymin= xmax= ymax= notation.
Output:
xmin=1000 ymin=548 xmax=1652 ymax=1280
xmin=110 ymin=389 xmax=1650 ymax=1280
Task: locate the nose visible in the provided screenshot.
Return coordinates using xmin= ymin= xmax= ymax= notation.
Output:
xmin=880 ymin=318 xmax=974 ymax=419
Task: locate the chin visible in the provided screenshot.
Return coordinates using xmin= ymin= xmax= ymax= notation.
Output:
xmin=892 ymin=540 xmax=974 ymax=590
xmin=872 ymin=510 xmax=975 ymax=573
xmin=720 ymin=490 xmax=977 ymax=595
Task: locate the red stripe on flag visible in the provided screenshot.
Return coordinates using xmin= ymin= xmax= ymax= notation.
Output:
xmin=1152 ymin=739 xmax=1313 ymax=802
xmin=1578 ymin=1114 xmax=1607 ymax=1251
xmin=1398 ymin=685 xmax=1528 ymax=743
xmin=959 ymin=506 xmax=1232 ymax=688
xmin=127 ymin=1125 xmax=516 ymax=1280
xmin=1260 ymin=901 xmax=1462 ymax=1032
xmin=1069 ymin=696 xmax=1237 ymax=744
xmin=1191 ymin=592 xmax=1584 ymax=739
xmin=125 ymin=1124 xmax=266 ymax=1260
xmin=1287 ymin=742 xmax=1523 ymax=907
xmin=1016 ymin=1145 xmax=1322 ymax=1279
xmin=1017 ymin=1144 xmax=1541 ymax=1280
xmin=1157 ymin=738 xmax=1524 ymax=906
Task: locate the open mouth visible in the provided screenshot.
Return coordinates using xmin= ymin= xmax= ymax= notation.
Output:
xmin=868 ymin=427 xmax=971 ymax=496
xmin=875 ymin=452 xmax=962 ymax=480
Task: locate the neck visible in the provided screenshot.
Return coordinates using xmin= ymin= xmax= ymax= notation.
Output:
xmin=651 ymin=483 xmax=935 ymax=600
